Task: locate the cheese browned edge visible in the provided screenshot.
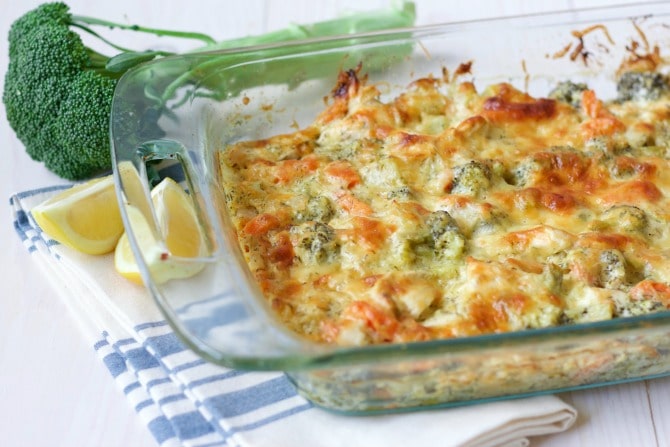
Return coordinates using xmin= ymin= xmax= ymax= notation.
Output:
xmin=218 ymin=64 xmax=670 ymax=346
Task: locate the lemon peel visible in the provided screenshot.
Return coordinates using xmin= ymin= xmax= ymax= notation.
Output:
xmin=31 ymin=175 xmax=123 ymax=255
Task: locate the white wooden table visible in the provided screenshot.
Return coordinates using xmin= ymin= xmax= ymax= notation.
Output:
xmin=1 ymin=1 xmax=668 ymax=446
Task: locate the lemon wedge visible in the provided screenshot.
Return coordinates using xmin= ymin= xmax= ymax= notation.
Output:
xmin=114 ymin=177 xmax=206 ymax=285
xmin=31 ymin=175 xmax=124 ymax=255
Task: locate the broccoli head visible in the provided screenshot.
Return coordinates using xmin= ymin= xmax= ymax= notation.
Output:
xmin=4 ymin=4 xmax=112 ymax=179
xmin=2 ymin=2 xmax=214 ymax=180
xmin=548 ymin=80 xmax=588 ymax=108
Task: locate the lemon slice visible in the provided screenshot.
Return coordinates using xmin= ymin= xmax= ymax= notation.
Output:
xmin=31 ymin=175 xmax=124 ymax=255
xmin=114 ymin=177 xmax=206 ymax=284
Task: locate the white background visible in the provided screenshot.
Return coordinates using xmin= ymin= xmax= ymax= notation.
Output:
xmin=2 ymin=1 xmax=670 ymax=446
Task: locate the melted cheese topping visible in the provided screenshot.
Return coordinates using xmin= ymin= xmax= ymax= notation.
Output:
xmin=219 ymin=68 xmax=670 ymax=346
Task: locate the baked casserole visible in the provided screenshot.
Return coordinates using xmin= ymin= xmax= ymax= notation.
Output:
xmin=219 ymin=57 xmax=670 ymax=346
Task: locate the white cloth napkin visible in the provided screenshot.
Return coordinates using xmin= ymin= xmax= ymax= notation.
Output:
xmin=11 ymin=185 xmax=577 ymax=447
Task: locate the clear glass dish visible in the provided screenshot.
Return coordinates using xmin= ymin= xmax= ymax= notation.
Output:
xmin=111 ymin=2 xmax=670 ymax=414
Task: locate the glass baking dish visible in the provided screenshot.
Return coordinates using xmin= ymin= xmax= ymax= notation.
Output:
xmin=111 ymin=2 xmax=670 ymax=414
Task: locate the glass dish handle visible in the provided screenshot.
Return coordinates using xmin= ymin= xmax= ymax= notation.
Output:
xmin=113 ymin=140 xmax=323 ymax=368
xmin=115 ymin=140 xmax=216 ymax=264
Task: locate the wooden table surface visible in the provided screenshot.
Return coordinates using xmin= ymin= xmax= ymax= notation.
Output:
xmin=2 ymin=1 xmax=669 ymax=446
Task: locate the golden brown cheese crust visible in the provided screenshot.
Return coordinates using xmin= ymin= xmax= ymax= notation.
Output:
xmin=219 ymin=67 xmax=670 ymax=346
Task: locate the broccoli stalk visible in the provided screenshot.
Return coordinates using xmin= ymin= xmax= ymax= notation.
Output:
xmin=3 ymin=2 xmax=416 ymax=180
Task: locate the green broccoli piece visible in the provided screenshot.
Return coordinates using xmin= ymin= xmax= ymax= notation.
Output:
xmin=3 ymin=2 xmax=416 ymax=180
xmin=548 ymin=80 xmax=588 ymax=108
xmin=291 ymin=221 xmax=340 ymax=264
xmin=3 ymin=2 xmax=215 ymax=180
xmin=616 ymin=71 xmax=669 ymax=102
xmin=451 ymin=161 xmax=492 ymax=197
xmin=426 ymin=210 xmax=465 ymax=259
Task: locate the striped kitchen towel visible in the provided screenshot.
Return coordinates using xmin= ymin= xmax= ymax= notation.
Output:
xmin=10 ymin=184 xmax=577 ymax=447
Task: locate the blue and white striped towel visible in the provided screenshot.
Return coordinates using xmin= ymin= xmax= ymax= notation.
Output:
xmin=11 ymin=184 xmax=577 ymax=447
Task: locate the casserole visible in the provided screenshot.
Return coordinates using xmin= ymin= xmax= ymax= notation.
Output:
xmin=111 ymin=2 xmax=670 ymax=413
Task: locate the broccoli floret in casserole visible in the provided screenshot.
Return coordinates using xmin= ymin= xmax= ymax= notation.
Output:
xmin=292 ymin=221 xmax=340 ymax=264
xmin=450 ymin=161 xmax=492 ymax=197
xmin=426 ymin=210 xmax=465 ymax=259
xmin=600 ymin=205 xmax=648 ymax=235
xmin=297 ymin=196 xmax=335 ymax=223
xmin=548 ymin=80 xmax=589 ymax=108
xmin=510 ymin=157 xmax=545 ymax=187
xmin=616 ymin=71 xmax=669 ymax=102
xmin=599 ymin=249 xmax=630 ymax=290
